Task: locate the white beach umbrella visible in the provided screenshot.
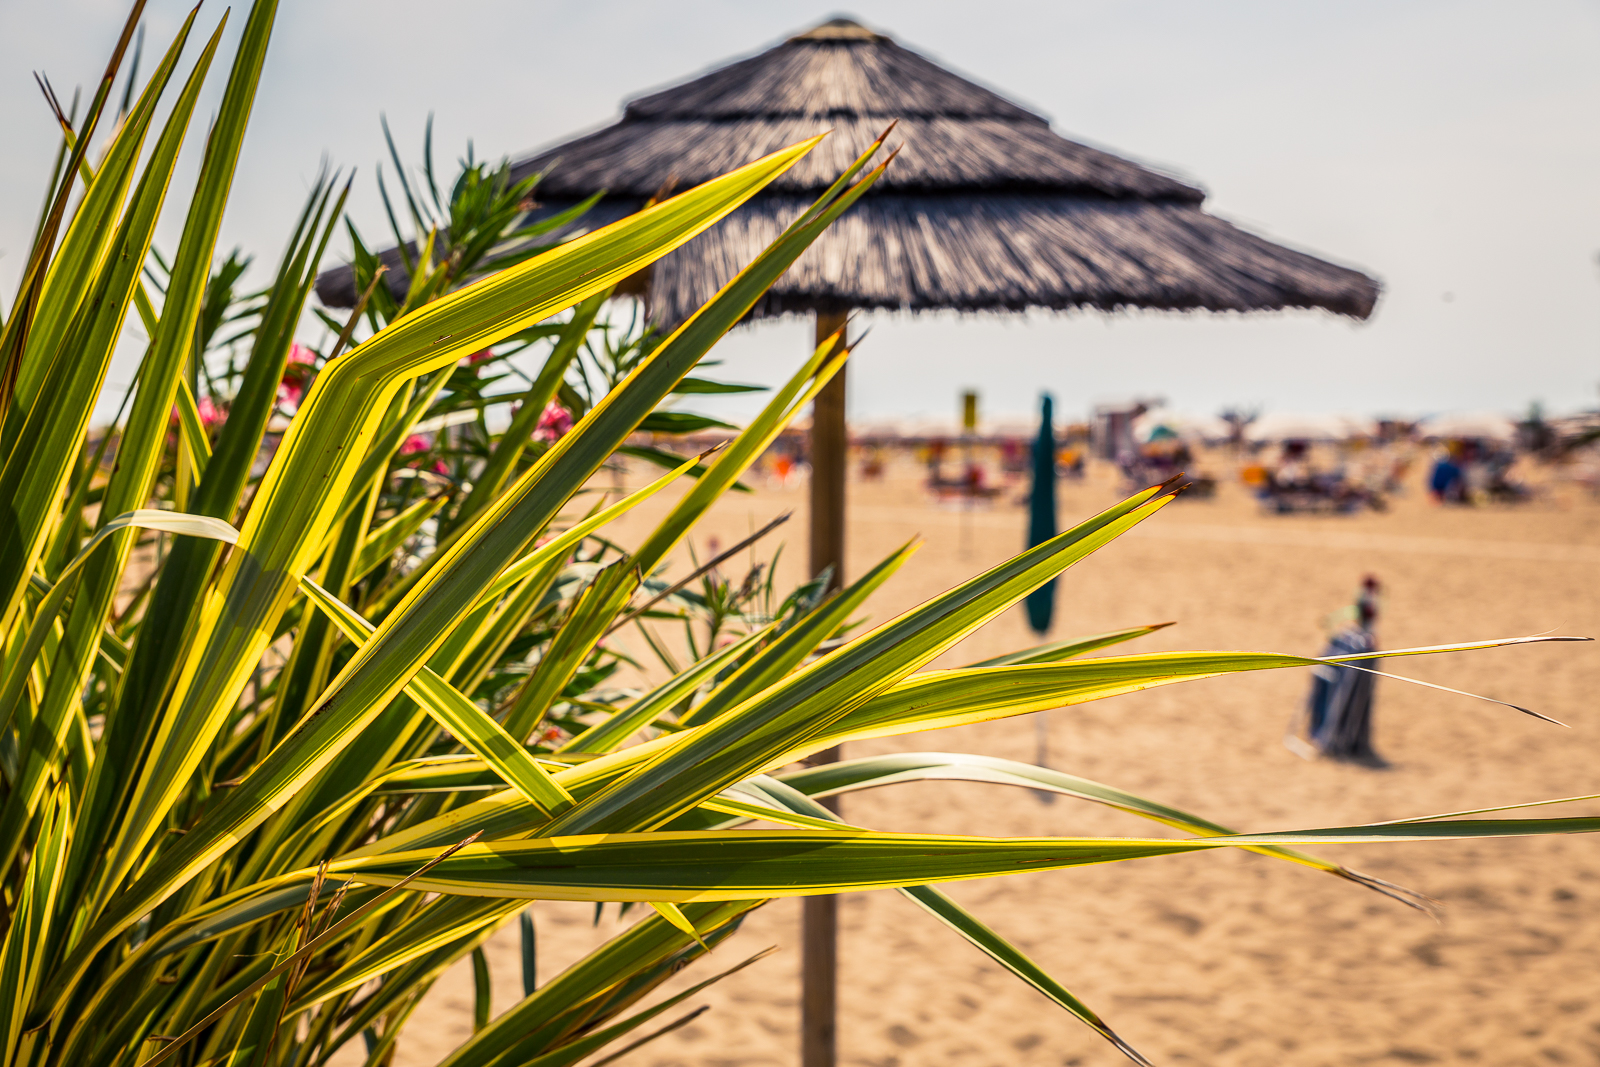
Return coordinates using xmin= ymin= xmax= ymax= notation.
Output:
xmin=1335 ymin=414 xmax=1380 ymax=439
xmin=1134 ymin=409 xmax=1232 ymax=443
xmin=985 ymin=416 xmax=1038 ymax=440
xmin=1417 ymin=411 xmax=1516 ymax=442
xmin=1245 ymin=412 xmax=1358 ymax=443
xmin=850 ymin=418 xmax=911 ymax=441
xmin=900 ymin=415 xmax=965 ymax=439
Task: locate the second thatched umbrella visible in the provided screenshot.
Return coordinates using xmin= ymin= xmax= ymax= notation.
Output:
xmin=315 ymin=18 xmax=1380 ymax=1067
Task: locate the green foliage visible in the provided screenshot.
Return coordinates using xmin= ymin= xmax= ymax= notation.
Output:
xmin=0 ymin=5 xmax=1590 ymax=1067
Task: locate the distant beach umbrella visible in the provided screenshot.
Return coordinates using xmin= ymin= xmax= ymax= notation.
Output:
xmin=1246 ymin=412 xmax=1374 ymax=443
xmin=1133 ymin=408 xmax=1231 ymax=445
xmin=1417 ymin=411 xmax=1516 ymax=442
xmin=1025 ymin=394 xmax=1057 ymax=637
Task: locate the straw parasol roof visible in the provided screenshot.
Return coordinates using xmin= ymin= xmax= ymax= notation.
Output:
xmin=316 ymin=17 xmax=1381 ymax=325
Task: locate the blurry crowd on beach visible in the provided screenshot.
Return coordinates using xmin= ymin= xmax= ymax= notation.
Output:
xmin=653 ymin=403 xmax=1600 ymax=516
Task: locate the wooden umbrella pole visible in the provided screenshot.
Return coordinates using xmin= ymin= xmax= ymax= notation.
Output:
xmin=802 ymin=309 xmax=848 ymax=1067
xmin=809 ymin=310 xmax=849 ymax=594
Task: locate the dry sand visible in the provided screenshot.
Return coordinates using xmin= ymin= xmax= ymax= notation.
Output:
xmin=369 ymin=452 xmax=1600 ymax=1067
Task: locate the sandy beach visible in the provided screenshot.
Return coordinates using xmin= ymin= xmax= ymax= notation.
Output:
xmin=371 ymin=451 xmax=1600 ymax=1067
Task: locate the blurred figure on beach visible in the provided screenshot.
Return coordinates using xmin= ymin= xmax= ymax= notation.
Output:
xmin=1479 ymin=441 xmax=1531 ymax=502
xmin=1427 ymin=439 xmax=1530 ymax=505
xmin=1251 ymin=440 xmax=1386 ymax=514
xmin=767 ymin=439 xmax=805 ymax=489
xmin=1292 ymin=575 xmax=1386 ymax=767
xmin=1429 ymin=443 xmax=1467 ymax=503
xmin=1058 ymin=442 xmax=1085 ymax=479
xmin=859 ymin=445 xmax=885 ymax=481
xmin=924 ymin=438 xmax=948 ymax=484
xmin=1276 ymin=440 xmax=1313 ymax=490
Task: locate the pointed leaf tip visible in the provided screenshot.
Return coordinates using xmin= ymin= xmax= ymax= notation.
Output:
xmin=650 ymin=901 xmax=709 ymax=950
xmin=1106 ymin=1028 xmax=1157 ymax=1067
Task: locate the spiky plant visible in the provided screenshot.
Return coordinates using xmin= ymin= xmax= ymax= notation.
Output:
xmin=0 ymin=5 xmax=1592 ymax=1067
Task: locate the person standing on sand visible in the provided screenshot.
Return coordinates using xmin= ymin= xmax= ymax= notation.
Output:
xmin=1300 ymin=575 xmax=1386 ymax=767
xmin=1428 ymin=443 xmax=1467 ymax=503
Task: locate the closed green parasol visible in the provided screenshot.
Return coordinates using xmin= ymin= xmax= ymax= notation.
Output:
xmin=1025 ymin=394 xmax=1057 ymax=636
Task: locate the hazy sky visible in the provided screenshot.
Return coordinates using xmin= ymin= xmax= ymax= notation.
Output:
xmin=3 ymin=0 xmax=1598 ymax=424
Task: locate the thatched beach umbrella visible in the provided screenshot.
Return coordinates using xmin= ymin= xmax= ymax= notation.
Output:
xmin=316 ymin=18 xmax=1379 ymax=1065
xmin=318 ymin=15 xmax=1378 ymax=593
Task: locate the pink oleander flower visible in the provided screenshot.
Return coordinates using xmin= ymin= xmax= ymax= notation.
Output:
xmin=278 ymin=343 xmax=319 ymax=408
xmin=398 ymin=434 xmax=449 ymax=476
xmin=197 ymin=395 xmax=225 ymax=429
xmin=170 ymin=395 xmax=227 ymax=431
xmin=459 ymin=348 xmax=495 ymax=367
xmin=533 ymin=401 xmax=572 ymax=443
xmin=399 ymin=433 xmax=431 ymax=464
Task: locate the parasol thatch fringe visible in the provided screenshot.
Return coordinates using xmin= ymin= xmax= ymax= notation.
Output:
xmin=643 ymin=194 xmax=1379 ymax=324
